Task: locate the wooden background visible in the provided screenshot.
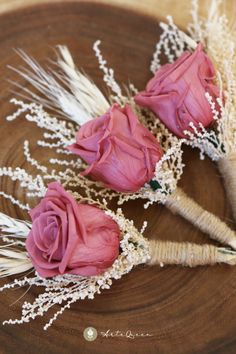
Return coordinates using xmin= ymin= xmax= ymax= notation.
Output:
xmin=0 ymin=0 xmax=235 ymax=27
xmin=0 ymin=1 xmax=236 ymax=354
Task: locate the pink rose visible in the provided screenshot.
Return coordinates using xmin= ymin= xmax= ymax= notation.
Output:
xmin=68 ymin=103 xmax=163 ymax=192
xmin=26 ymin=182 xmax=120 ymax=278
xmin=134 ymin=43 xmax=220 ymax=138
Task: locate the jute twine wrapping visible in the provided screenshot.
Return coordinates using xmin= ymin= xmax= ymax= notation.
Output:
xmin=165 ymin=187 xmax=236 ymax=249
xmin=217 ymin=153 xmax=236 ymax=222
xmin=148 ymin=240 xmax=236 ymax=266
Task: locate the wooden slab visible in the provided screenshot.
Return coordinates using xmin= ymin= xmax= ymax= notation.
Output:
xmin=0 ymin=2 xmax=235 ymax=353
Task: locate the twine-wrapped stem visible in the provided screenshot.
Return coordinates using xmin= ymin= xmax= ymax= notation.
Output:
xmin=165 ymin=187 xmax=236 ymax=250
xmin=148 ymin=240 xmax=236 ymax=266
xmin=217 ymin=153 xmax=236 ymax=223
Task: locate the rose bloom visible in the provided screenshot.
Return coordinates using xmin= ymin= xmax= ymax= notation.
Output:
xmin=68 ymin=103 xmax=163 ymax=192
xmin=26 ymin=182 xmax=120 ymax=278
xmin=134 ymin=43 xmax=220 ymax=138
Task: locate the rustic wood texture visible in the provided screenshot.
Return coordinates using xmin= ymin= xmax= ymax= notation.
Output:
xmin=0 ymin=0 xmax=235 ymax=29
xmin=0 ymin=2 xmax=236 ymax=354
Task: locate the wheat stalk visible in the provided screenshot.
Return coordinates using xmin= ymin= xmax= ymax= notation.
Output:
xmin=0 ymin=212 xmax=31 ymax=238
xmin=8 ymin=47 xmax=109 ymax=125
xmin=0 ymin=247 xmax=32 ymax=277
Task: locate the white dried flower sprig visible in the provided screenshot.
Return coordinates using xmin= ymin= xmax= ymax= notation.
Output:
xmin=23 ymin=140 xmax=48 ymax=173
xmin=0 ymin=164 xmax=46 ymax=208
xmin=0 ymin=142 xmax=118 ymax=211
xmin=93 ymin=40 xmax=128 ymax=105
xmin=0 ymin=191 xmax=30 ymax=211
xmin=150 ymin=15 xmax=196 ymax=74
xmin=7 ymin=98 xmax=77 ymax=148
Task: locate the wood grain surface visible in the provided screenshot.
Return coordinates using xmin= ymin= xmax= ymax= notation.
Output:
xmin=0 ymin=0 xmax=235 ymax=29
xmin=0 ymin=2 xmax=236 ymax=354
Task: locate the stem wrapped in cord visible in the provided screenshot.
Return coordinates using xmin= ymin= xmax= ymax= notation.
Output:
xmin=217 ymin=153 xmax=236 ymax=223
xmin=165 ymin=187 xmax=236 ymax=250
xmin=148 ymin=240 xmax=236 ymax=267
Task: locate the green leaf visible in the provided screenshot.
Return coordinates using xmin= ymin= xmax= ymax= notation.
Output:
xmin=149 ymin=180 xmax=161 ymax=191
